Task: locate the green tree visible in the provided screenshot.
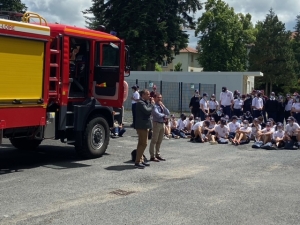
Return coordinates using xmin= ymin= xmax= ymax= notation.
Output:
xmin=155 ymin=63 xmax=162 ymax=72
xmin=83 ymin=0 xmax=202 ymax=70
xmin=195 ymin=0 xmax=256 ymax=71
xmin=249 ymin=9 xmax=298 ymax=95
xmin=291 ymin=14 xmax=300 ymax=81
xmin=0 ymin=0 xmax=27 ymax=13
xmin=174 ymin=62 xmax=183 ymax=71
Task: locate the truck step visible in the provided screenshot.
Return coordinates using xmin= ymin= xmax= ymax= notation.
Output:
xmin=66 ymin=111 xmax=74 ymax=114
xmin=65 ymin=126 xmax=74 ymax=129
xmin=49 ymin=77 xmax=58 ymax=82
xmin=50 ymin=63 xmax=59 ymax=67
xmin=50 ymin=49 xmax=60 ymax=54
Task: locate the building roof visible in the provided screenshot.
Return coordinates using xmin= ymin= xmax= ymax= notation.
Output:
xmin=180 ymin=46 xmax=197 ymax=53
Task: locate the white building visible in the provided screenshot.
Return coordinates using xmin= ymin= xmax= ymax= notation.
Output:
xmin=126 ymin=71 xmax=263 ymax=95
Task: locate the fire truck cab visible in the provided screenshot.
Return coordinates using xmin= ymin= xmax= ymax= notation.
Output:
xmin=0 ymin=12 xmax=129 ymax=158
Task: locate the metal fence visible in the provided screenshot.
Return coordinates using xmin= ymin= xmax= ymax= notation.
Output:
xmin=124 ymin=79 xmax=216 ymax=113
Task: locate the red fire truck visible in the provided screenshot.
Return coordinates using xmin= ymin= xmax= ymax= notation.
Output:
xmin=0 ymin=12 xmax=129 ymax=158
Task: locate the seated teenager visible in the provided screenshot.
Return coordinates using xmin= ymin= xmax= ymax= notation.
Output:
xmin=256 ymin=122 xmax=274 ymax=144
xmin=206 ymin=118 xmax=217 ymax=142
xmin=272 ymin=123 xmax=285 ymax=148
xmin=210 ymin=118 xmax=229 ymax=144
xmin=186 ymin=114 xmax=195 ymax=133
xmin=227 ymin=115 xmax=241 ymax=140
xmin=200 ymin=120 xmax=211 ymax=142
xmin=170 ymin=114 xmax=180 ymax=139
xmin=250 ymin=118 xmax=261 ymax=140
xmin=111 ymin=121 xmax=126 ymax=137
xmin=232 ymin=120 xmax=251 ymax=145
xmin=191 ymin=119 xmax=206 ymax=143
xmin=283 ymin=116 xmax=300 ymax=145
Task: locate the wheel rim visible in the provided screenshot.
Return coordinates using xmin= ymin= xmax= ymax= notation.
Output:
xmin=90 ymin=124 xmax=105 ymax=150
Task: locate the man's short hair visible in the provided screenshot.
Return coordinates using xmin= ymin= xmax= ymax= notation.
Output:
xmin=153 ymin=93 xmax=162 ymax=98
xmin=139 ymin=89 xmax=149 ymax=96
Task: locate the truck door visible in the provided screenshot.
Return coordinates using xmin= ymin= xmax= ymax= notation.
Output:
xmin=93 ymin=41 xmax=125 ymax=108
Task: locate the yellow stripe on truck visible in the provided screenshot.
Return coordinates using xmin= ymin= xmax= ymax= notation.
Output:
xmin=0 ymin=36 xmax=44 ymax=101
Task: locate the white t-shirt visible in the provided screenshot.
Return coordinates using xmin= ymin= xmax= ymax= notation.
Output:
xmin=192 ymin=122 xmax=202 ymax=131
xmin=285 ymin=99 xmax=294 ymax=111
xmin=220 ymin=91 xmax=234 ymax=106
xmin=209 ymin=123 xmax=216 ymax=129
xmin=261 ymin=127 xmax=274 ymax=134
xmin=285 ymin=123 xmax=300 ymax=136
xmin=252 ymin=97 xmax=263 ymax=110
xmin=177 ymin=119 xmax=187 ymax=130
xmin=292 ymin=103 xmax=300 ymax=112
xmin=273 ymin=130 xmax=284 ymax=139
xmin=208 ymin=100 xmax=219 ymax=110
xmin=200 ymin=98 xmax=208 ymax=110
xmin=131 ymin=91 xmax=140 ymax=104
xmin=250 ymin=124 xmax=261 ymax=136
xmin=228 ymin=122 xmax=241 ymax=132
xmin=233 ymin=99 xmax=243 ymax=109
xmin=239 ymin=126 xmax=251 ymax=133
xmin=215 ymin=125 xmax=229 ymax=138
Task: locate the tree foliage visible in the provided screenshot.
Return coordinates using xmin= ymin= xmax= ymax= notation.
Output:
xmin=83 ymin=0 xmax=202 ymax=70
xmin=195 ymin=0 xmax=256 ymax=71
xmin=291 ymin=14 xmax=300 ymax=80
xmin=249 ymin=9 xmax=298 ymax=94
xmin=0 ymin=0 xmax=27 ymax=13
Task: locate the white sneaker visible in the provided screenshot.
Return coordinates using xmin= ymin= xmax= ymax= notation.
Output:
xmin=114 ymin=133 xmax=118 ymax=136
xmin=163 ymin=136 xmax=169 ymax=140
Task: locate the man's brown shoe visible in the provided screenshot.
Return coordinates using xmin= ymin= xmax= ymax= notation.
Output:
xmin=156 ymin=156 xmax=166 ymax=161
xmin=150 ymin=157 xmax=160 ymax=162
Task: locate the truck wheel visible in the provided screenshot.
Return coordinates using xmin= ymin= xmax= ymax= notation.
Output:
xmin=76 ymin=115 xmax=110 ymax=158
xmin=10 ymin=138 xmax=42 ymax=151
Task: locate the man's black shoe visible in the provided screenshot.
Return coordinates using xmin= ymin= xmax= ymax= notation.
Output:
xmin=134 ymin=163 xmax=145 ymax=169
xmin=142 ymin=162 xmax=150 ymax=166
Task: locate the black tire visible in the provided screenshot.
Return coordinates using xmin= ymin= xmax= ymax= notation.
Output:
xmin=10 ymin=138 xmax=42 ymax=151
xmin=76 ymin=115 xmax=110 ymax=159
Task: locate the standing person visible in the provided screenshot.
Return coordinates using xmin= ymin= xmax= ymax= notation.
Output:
xmin=131 ymin=85 xmax=140 ymax=128
xmin=265 ymin=92 xmax=279 ymax=122
xmin=231 ymin=94 xmax=243 ymax=117
xmin=134 ymin=89 xmax=155 ymax=169
xmin=252 ymin=91 xmax=264 ymax=119
xmin=277 ymin=95 xmax=285 ymax=124
xmin=284 ymin=94 xmax=293 ymax=122
xmin=200 ymin=93 xmax=209 ymax=120
xmin=291 ymin=95 xmax=300 ymax=123
xmin=149 ymin=93 xmax=170 ymax=162
xmin=208 ymin=94 xmax=219 ymax=121
xmin=150 ymin=84 xmax=157 ymax=98
xmin=189 ymin=90 xmax=201 ymax=119
xmin=243 ymin=94 xmax=253 ymax=115
xmin=219 ymin=87 xmax=234 ymax=118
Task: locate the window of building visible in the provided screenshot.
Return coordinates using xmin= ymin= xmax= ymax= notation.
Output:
xmin=162 ymin=60 xmax=168 ymax=67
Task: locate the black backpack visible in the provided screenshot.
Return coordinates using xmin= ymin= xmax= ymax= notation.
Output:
xmin=131 ymin=149 xmax=148 ymax=162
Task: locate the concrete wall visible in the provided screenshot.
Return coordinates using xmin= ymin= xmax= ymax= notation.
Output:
xmin=126 ymin=71 xmax=263 ymax=95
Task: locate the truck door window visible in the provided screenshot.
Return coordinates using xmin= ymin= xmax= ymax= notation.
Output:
xmin=102 ymin=44 xmax=119 ymax=67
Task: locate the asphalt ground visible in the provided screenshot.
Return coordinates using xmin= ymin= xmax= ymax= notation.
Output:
xmin=1 ymin=123 xmax=300 ymax=225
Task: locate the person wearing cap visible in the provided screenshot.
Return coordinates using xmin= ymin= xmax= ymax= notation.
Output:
xmin=200 ymin=93 xmax=209 ymax=120
xmin=189 ymin=90 xmax=201 ymax=119
xmin=256 ymin=122 xmax=274 ymax=144
xmin=284 ymin=94 xmax=293 ymax=123
xmin=227 ymin=116 xmax=241 ymax=140
xmin=131 ymin=85 xmax=140 ymax=128
xmin=252 ymin=91 xmax=264 ymax=119
xmin=265 ymin=92 xmax=279 ymax=122
xmin=210 ymin=118 xmax=229 ymax=144
xmin=291 ymin=95 xmax=300 ymax=123
xmin=231 ymin=93 xmax=243 ymax=117
xmin=232 ymin=120 xmax=251 ymax=145
xmin=150 ymin=84 xmax=157 ymax=98
xmin=250 ymin=118 xmax=261 ymax=140
xmin=272 ymin=123 xmax=285 ymax=148
xmin=134 ymin=89 xmax=155 ymax=169
xmin=219 ymin=87 xmax=234 ymax=119
xmin=208 ymin=94 xmax=219 ymax=121
xmin=283 ymin=116 xmax=300 ymax=146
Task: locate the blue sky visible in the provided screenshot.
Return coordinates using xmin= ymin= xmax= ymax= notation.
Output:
xmin=23 ymin=0 xmax=299 ymax=49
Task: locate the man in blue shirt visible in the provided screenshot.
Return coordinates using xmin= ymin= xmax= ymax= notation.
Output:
xmin=149 ymin=93 xmax=170 ymax=162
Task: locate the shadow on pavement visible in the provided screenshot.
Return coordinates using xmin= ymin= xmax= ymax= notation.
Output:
xmin=0 ymin=144 xmax=93 ymax=175
xmin=105 ymin=165 xmax=135 ymax=171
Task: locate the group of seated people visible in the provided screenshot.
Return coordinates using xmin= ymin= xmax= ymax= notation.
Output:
xmin=164 ymin=113 xmax=300 ymax=149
